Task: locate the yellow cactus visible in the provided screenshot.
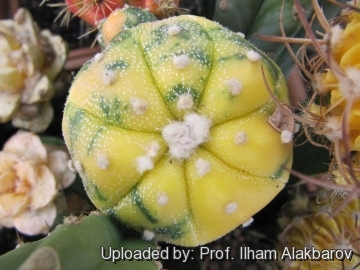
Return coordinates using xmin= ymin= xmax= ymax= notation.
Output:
xmin=62 ymin=15 xmax=293 ymax=246
xmin=288 ymin=1 xmax=360 ymax=193
xmin=278 ymin=193 xmax=360 ymax=270
xmin=271 ymin=3 xmax=360 ymax=268
xmin=318 ymin=4 xmax=360 ymax=151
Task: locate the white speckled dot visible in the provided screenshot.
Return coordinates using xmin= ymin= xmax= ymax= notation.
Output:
xmin=195 ymin=158 xmax=211 ymax=177
xmin=102 ymin=69 xmax=116 ymax=85
xmin=130 ymin=97 xmax=148 ymax=115
xmin=168 ymin=24 xmax=181 ymax=36
xmin=173 ymin=54 xmax=190 ymax=69
xmin=157 ymin=192 xmax=169 ymax=206
xmin=177 ymin=93 xmax=194 ymax=110
xmin=97 ymin=153 xmax=110 ymax=170
xmin=241 ymin=217 xmax=254 ymax=227
xmin=246 ymin=50 xmax=261 ymax=62
xmin=74 ymin=160 xmax=83 ymax=173
xmin=142 ymin=230 xmax=155 ymax=241
xmin=226 ymin=79 xmax=243 ymax=96
xmin=225 ymin=202 xmax=238 ymax=214
xmin=234 ymin=131 xmax=248 ymax=145
xmin=135 ymin=156 xmax=154 ymax=174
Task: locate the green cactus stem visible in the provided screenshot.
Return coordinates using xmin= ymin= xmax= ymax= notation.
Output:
xmin=0 ymin=213 xmax=159 ymax=270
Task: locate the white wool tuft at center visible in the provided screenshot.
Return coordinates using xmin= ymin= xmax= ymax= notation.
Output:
xmin=162 ymin=113 xmax=211 ymax=159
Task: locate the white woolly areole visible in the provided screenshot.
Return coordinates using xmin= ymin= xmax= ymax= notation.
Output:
xmin=234 ymin=131 xmax=248 ymax=145
xmin=168 ymin=24 xmax=181 ymax=36
xmin=246 ymin=50 xmax=261 ymax=62
xmin=339 ymin=67 xmax=360 ymax=99
xmin=225 ymin=202 xmax=238 ymax=214
xmin=177 ymin=93 xmax=194 ymax=110
xmin=143 ymin=230 xmax=155 ymax=241
xmin=324 ymin=117 xmax=342 ymax=141
xmin=74 ymin=160 xmax=83 ymax=172
xmin=157 ymin=192 xmax=169 ymax=206
xmin=173 ymin=54 xmax=190 ymax=69
xmin=330 ymin=25 xmax=343 ymax=46
xmin=93 ymin=52 xmax=104 ymax=63
xmin=135 ymin=156 xmax=154 ymax=174
xmin=67 ymin=160 xmax=75 ymax=172
xmin=241 ymin=217 xmax=254 ymax=227
xmin=184 ymin=113 xmax=212 ymax=144
xmin=102 ymin=69 xmax=116 ymax=85
xmin=195 ymin=158 xmax=211 ymax=177
xmin=64 ymin=215 xmax=80 ymax=225
xmin=236 ymin=32 xmax=245 ymax=38
xmin=146 ymin=141 xmax=160 ymax=158
xmin=162 ymin=113 xmax=211 ymax=159
xmin=162 ymin=123 xmax=193 ymax=158
xmin=281 ymin=130 xmax=293 ymax=144
xmin=226 ymin=79 xmax=243 ymax=96
xmin=130 ymin=97 xmax=148 ymax=115
xmin=97 ymin=153 xmax=110 ymax=170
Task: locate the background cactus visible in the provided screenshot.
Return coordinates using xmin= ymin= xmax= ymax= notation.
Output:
xmin=0 ymin=213 xmax=159 ymax=270
xmin=277 ymin=191 xmax=360 ymax=270
xmin=276 ymin=2 xmax=360 ymax=269
xmin=282 ymin=0 xmax=360 ymax=206
xmin=210 ymin=0 xmax=348 ymax=78
xmin=97 ymin=6 xmax=157 ymax=48
xmin=56 ymin=0 xmax=180 ymax=27
xmin=62 ymin=14 xmax=293 ymax=246
xmin=304 ymin=1 xmax=360 ymax=152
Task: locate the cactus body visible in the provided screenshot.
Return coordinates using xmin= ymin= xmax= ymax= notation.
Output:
xmin=278 ymin=194 xmax=360 ymax=269
xmin=62 ymin=15 xmax=293 ymax=246
xmin=0 ymin=214 xmax=158 ymax=270
xmin=64 ymin=0 xmax=125 ymax=26
xmin=64 ymin=0 xmax=179 ymax=26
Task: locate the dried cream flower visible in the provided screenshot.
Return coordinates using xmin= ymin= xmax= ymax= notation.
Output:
xmin=0 ymin=8 xmax=67 ymax=132
xmin=0 ymin=132 xmax=76 ymax=235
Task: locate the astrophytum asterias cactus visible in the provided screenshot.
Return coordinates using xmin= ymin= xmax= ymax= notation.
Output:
xmin=62 ymin=15 xmax=293 ymax=246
